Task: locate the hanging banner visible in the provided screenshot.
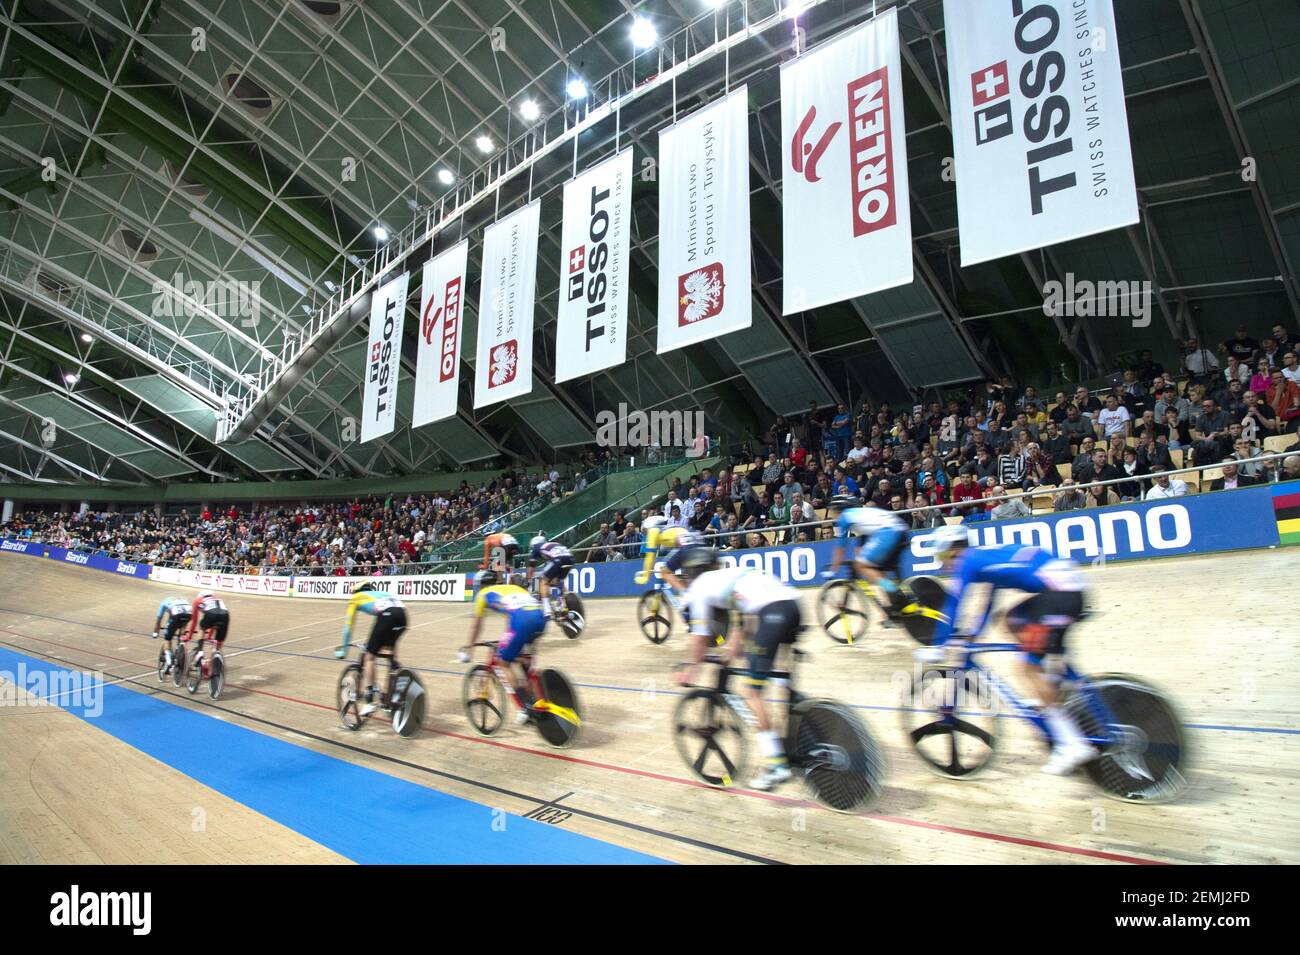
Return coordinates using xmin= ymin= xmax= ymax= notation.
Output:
xmin=361 ymin=271 xmax=409 ymax=444
xmin=781 ymin=10 xmax=912 ymax=312
xmin=944 ymin=0 xmax=1139 ymax=266
xmin=474 ymin=201 xmax=540 ymax=408
xmin=555 ymin=150 xmax=634 ymax=383
xmin=657 ymin=87 xmax=752 ymax=353
xmin=412 ymin=240 xmax=468 ymax=427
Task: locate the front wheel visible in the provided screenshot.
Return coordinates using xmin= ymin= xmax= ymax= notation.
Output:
xmin=899 ymin=666 xmax=998 ymax=779
xmin=638 ymin=588 xmax=674 ymax=644
xmin=463 ymin=664 xmax=506 ymax=736
xmin=672 ymin=689 xmax=749 ymax=787
xmin=391 ymin=669 xmax=425 ymax=738
xmin=184 ymin=650 xmax=203 ymax=694
xmin=1064 ymin=674 xmax=1189 ymax=804
xmin=788 ymin=699 xmax=886 ymax=812
xmin=208 ymin=653 xmax=225 ymax=700
xmin=338 ymin=664 xmax=364 ymax=730
xmin=816 ymin=580 xmax=874 ymax=645
xmin=156 ymin=644 xmax=169 ymax=682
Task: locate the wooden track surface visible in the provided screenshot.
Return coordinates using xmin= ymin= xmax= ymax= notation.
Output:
xmin=1 ymin=549 xmax=1295 ymax=864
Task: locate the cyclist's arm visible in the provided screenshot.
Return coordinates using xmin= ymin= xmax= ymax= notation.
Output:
xmin=154 ymin=598 xmax=171 ymax=632
xmin=341 ymin=593 xmax=365 ymax=650
xmin=932 ymin=560 xmax=986 ymax=647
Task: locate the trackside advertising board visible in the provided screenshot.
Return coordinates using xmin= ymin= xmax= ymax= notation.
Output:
xmin=6 ymin=484 xmax=1294 ymax=599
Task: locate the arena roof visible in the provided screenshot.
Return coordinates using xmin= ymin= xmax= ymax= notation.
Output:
xmin=0 ymin=0 xmax=1296 ymax=485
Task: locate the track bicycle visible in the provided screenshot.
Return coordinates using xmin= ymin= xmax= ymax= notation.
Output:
xmin=673 ymin=642 xmax=886 ymax=812
xmin=816 ymin=569 xmax=948 ymax=646
xmin=181 ymin=633 xmax=225 ymax=700
xmin=336 ymin=646 xmax=426 ymax=738
xmin=527 ymin=574 xmax=585 ymax=638
xmin=462 ymin=640 xmax=582 ymax=747
xmin=899 ymin=590 xmax=1188 ymax=803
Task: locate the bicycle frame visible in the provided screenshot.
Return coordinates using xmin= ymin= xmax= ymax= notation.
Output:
xmin=946 ymin=643 xmax=1121 ymax=748
xmin=471 ymin=641 xmax=579 ymax=727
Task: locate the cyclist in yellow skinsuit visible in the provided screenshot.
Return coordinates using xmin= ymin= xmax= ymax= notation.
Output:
xmin=458 ymin=571 xmax=549 ymax=722
xmin=334 ymin=581 xmax=407 ymax=715
xmin=635 ymin=516 xmax=698 ymax=589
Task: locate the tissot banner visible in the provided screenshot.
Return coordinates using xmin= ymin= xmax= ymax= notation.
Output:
xmin=657 ymin=87 xmax=752 ymax=353
xmin=943 ymin=0 xmax=1139 ymax=266
xmin=361 ymin=271 xmax=409 ymax=443
xmin=474 ymin=201 xmax=540 ymax=407
xmin=412 ymin=240 xmax=468 ymax=427
xmin=555 ymin=150 xmax=633 ymax=383
xmin=781 ymin=10 xmax=912 ymax=312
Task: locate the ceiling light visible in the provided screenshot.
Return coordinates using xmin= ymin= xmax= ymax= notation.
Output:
xmin=324 ymin=280 xmax=338 ymax=294
xmin=630 ymin=16 xmax=657 ymax=49
xmin=566 ymin=78 xmax=588 ymax=99
xmin=785 ymin=0 xmax=809 ymax=17
xmin=373 ymin=226 xmax=388 ymax=242
xmin=519 ymin=99 xmax=540 ymax=121
xmin=80 ymin=333 xmax=93 ymax=343
xmin=437 ymin=169 xmax=455 ymax=185
xmin=475 ymin=135 xmax=494 ymax=153
xmin=64 ymin=373 xmax=79 ymax=385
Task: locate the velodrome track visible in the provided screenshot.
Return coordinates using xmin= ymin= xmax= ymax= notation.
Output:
xmin=1 ymin=549 xmax=1296 ymax=865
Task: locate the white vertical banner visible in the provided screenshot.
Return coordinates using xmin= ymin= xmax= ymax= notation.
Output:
xmin=657 ymin=87 xmax=752 ymax=353
xmin=555 ymin=150 xmax=633 ymax=383
xmin=944 ymin=0 xmax=1139 ymax=266
xmin=360 ymin=271 xmax=409 ymax=444
xmin=474 ymin=201 xmax=540 ymax=408
xmin=412 ymin=240 xmax=468 ymax=427
xmin=781 ymin=10 xmax=912 ymax=313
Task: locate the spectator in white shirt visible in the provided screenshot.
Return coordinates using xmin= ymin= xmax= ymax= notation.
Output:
xmin=1144 ymin=467 xmax=1187 ymax=499
xmin=1182 ymin=338 xmax=1220 ymax=384
xmin=1096 ymin=395 xmax=1132 ymax=439
xmin=1282 ymin=351 xmax=1300 ymax=386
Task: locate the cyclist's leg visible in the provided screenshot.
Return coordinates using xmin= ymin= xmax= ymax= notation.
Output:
xmin=363 ymin=610 xmax=403 ymax=707
xmin=496 ymin=610 xmax=544 ymax=704
xmin=741 ymin=600 xmax=800 ymax=789
xmin=1007 ymin=591 xmax=1090 ymax=771
xmin=854 ymin=529 xmax=906 ymax=608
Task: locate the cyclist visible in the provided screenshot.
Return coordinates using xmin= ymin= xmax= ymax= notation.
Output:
xmin=636 ymin=515 xmax=700 ymax=593
xmin=526 ymin=533 xmax=574 ymax=612
xmin=151 ymin=595 xmax=192 ymax=676
xmin=334 ymin=581 xmax=408 ymax=717
xmin=181 ymin=591 xmax=230 ymax=682
xmin=481 ymin=531 xmax=520 ymax=583
xmin=461 ymin=569 xmax=548 ymax=723
xmin=823 ymin=495 xmax=910 ymax=615
xmin=924 ymin=527 xmax=1094 ymax=775
xmin=677 ymin=546 xmax=804 ymax=792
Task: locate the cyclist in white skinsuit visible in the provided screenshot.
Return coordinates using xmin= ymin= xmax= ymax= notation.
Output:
xmin=679 ymin=547 xmax=803 ymax=792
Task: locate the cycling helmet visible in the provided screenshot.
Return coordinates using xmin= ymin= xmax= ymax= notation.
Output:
xmin=529 ymin=533 xmax=547 ymax=549
xmin=474 ymin=569 xmax=500 ymax=589
xmin=352 ymin=581 xmax=375 ymax=594
xmin=677 ymin=545 xmax=720 ymax=577
xmin=828 ymin=495 xmax=860 ymax=512
xmin=196 ymin=591 xmax=215 ymax=602
xmin=930 ymin=525 xmax=971 ymax=556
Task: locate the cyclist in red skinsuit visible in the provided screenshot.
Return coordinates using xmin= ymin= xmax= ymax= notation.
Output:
xmin=183 ymin=591 xmax=230 ymax=678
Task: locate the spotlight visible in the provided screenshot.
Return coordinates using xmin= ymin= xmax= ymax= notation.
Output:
xmin=630 ymin=16 xmax=657 ymax=49
xmin=64 ymin=373 xmax=79 ymax=385
xmin=373 ymin=226 xmax=388 ymax=242
xmin=475 ymin=135 xmax=494 ymax=153
xmin=437 ymin=169 xmax=455 ymax=185
xmin=566 ymin=78 xmax=588 ymax=99
xmin=519 ymin=99 xmax=540 ymax=121
xmin=80 ymin=333 xmax=93 ymax=343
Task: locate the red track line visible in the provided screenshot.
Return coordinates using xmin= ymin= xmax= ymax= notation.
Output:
xmin=5 ymin=627 xmax=1171 ymax=865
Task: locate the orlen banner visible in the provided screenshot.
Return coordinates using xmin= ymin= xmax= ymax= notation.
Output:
xmin=944 ymin=0 xmax=1139 ymax=266
xmin=657 ymin=88 xmax=752 ymax=353
xmin=555 ymin=150 xmax=633 ymax=383
xmin=781 ymin=10 xmax=912 ymax=312
xmin=412 ymin=240 xmax=468 ymax=427
xmin=474 ymin=201 xmax=540 ymax=408
xmin=361 ymin=271 xmax=410 ymax=443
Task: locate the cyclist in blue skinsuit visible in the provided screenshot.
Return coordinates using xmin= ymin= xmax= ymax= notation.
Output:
xmin=151 ymin=596 xmax=193 ymax=676
xmin=924 ymin=528 xmax=1094 ymax=775
xmin=823 ymin=496 xmax=910 ymax=615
